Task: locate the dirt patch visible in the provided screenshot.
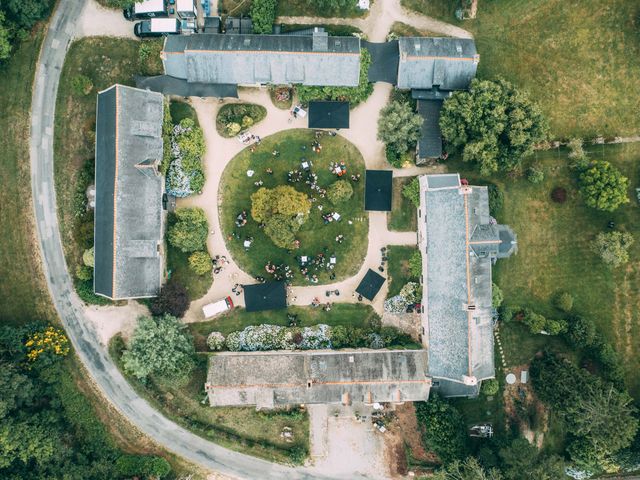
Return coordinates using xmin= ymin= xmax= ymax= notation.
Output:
xmin=503 ymin=365 xmax=548 ymax=448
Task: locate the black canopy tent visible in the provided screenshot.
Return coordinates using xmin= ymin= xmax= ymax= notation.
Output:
xmin=308 ymin=101 xmax=350 ymax=129
xmin=364 ymin=170 xmax=392 ymax=211
xmin=356 ymin=269 xmax=386 ymax=301
xmin=243 ymin=282 xmax=287 ymax=312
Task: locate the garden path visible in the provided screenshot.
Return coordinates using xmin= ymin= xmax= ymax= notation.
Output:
xmin=277 ymin=0 xmax=473 ymax=42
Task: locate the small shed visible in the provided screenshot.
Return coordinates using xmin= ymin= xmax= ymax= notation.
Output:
xmin=364 ymin=170 xmax=393 ymax=211
xmin=356 ymin=269 xmax=386 ymax=301
xmin=308 ymin=101 xmax=350 ymax=129
xmin=243 ymin=282 xmax=287 ymax=312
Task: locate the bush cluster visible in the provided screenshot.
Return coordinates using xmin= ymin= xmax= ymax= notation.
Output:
xmin=402 ymin=177 xmax=420 ymax=207
xmin=166 ymin=119 xmax=206 ymax=197
xmin=520 ymin=308 xmax=567 ymax=335
xmin=216 ymin=103 xmax=267 ymax=137
xmin=168 ymin=207 xmax=209 ymax=253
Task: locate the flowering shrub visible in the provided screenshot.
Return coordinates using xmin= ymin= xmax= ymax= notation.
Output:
xmin=367 ymin=333 xmax=384 ymax=349
xmin=299 ymin=324 xmax=331 ymax=350
xmin=165 ymin=120 xmax=206 ymax=197
xmin=222 ymin=324 xmax=331 ymax=352
xmin=206 ymin=332 xmax=226 ymax=351
xmin=384 ymin=295 xmax=408 ymax=314
xmin=25 ymin=326 xmax=70 ymax=363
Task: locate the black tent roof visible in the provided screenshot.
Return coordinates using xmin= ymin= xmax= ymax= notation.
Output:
xmin=243 ymin=282 xmax=287 ymax=312
xmin=308 ymin=101 xmax=350 ymax=129
xmin=364 ymin=170 xmax=393 ymax=211
xmin=356 ymin=269 xmax=386 ymax=301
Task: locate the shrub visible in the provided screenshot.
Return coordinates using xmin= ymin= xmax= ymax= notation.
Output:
xmin=492 ymin=283 xmax=503 ymax=308
xmin=568 ymin=137 xmax=587 ymax=161
xmin=82 ymin=247 xmax=94 ymax=267
xmin=327 ymin=180 xmax=353 ymax=204
xmin=403 ymin=177 xmax=421 ymax=207
xmin=487 ymin=183 xmax=504 ymax=215
xmin=165 ymin=120 xmax=206 ymax=197
xmin=71 ymin=74 xmax=93 ymax=96
xmin=522 ymin=309 xmax=547 ymax=333
xmin=399 ymin=282 xmax=421 ymax=303
xmin=498 ymin=304 xmax=520 ymax=323
xmin=377 ymin=100 xmax=423 ymax=155
xmin=409 ymin=250 xmax=422 ymax=277
xmin=551 ymin=186 xmax=567 ymax=203
xmin=75 ymin=264 xmax=93 ymax=282
xmin=115 ymin=455 xmax=171 ymax=478
xmin=216 ymin=103 xmax=267 ymax=137
xmin=188 ymin=251 xmax=212 ymax=275
xmin=287 ymin=445 xmax=308 ymax=465
xmin=206 ymin=332 xmax=226 ymax=351
xmin=565 ymin=315 xmax=597 ymax=349
xmin=385 ymin=144 xmax=403 ymax=168
xmin=481 ymin=378 xmax=499 ymax=396
xmin=545 ymin=318 xmax=568 ymax=336
xmin=579 ymin=160 xmax=629 ymax=212
xmin=527 ymin=166 xmax=544 ymax=184
xmin=168 ymin=208 xmax=209 ymax=253
xmin=553 ymin=292 xmax=574 ymax=312
xmin=415 ymin=395 xmax=468 ymax=464
xmin=591 ymin=231 xmax=634 ymax=268
xmin=138 ymin=40 xmax=163 ymax=76
xmin=250 ymin=0 xmax=277 ymax=34
xmin=150 ymin=280 xmax=190 ymax=318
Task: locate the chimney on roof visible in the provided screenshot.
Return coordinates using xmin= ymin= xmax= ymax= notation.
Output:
xmin=312 ymin=29 xmax=329 ymax=52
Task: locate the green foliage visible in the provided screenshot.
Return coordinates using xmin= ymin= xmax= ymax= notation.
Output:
xmin=100 ymin=0 xmax=135 ymax=7
xmin=138 ymin=39 xmax=163 ymax=76
xmin=188 ymin=250 xmax=212 ymax=276
xmin=440 ymin=78 xmax=548 ymax=175
xmin=415 ymin=395 xmax=468 ymax=464
xmin=82 ymin=247 xmax=94 ymax=267
xmin=492 ymin=283 xmax=503 ymax=308
xmin=75 ymin=264 xmax=93 ymax=282
xmin=521 ymin=308 xmax=546 ymax=333
xmin=168 ymin=207 xmax=209 ymax=253
xmin=150 ymin=280 xmax=190 ymax=318
xmin=568 ymin=137 xmax=588 ymax=167
xmin=161 ymin=100 xmax=173 ymax=174
xmin=579 ymin=160 xmax=629 ymax=211
xmin=591 ymin=230 xmax=634 ymax=267
xmin=487 ymin=183 xmax=504 ymax=216
xmin=402 ymin=177 xmax=421 ymax=207
xmin=115 ymin=454 xmax=171 ymax=478
xmin=326 ymin=180 xmax=353 ymax=204
xmin=377 ymin=100 xmax=423 ymax=155
xmin=122 ymin=314 xmax=195 ymax=381
xmin=481 ymin=378 xmax=499 ymax=396
xmin=2 ymin=0 xmax=51 ymax=30
xmin=70 ymin=74 xmax=93 ymax=96
xmin=526 ymin=165 xmax=544 ymax=184
xmin=499 ymin=437 xmax=566 ymax=480
xmin=251 ymin=185 xmax=311 ymax=223
xmin=385 ymin=144 xmax=402 ymax=168
xmin=296 ymin=49 xmax=373 ymax=106
xmin=409 ymin=250 xmax=422 ymax=278
xmin=432 ymin=457 xmax=503 ymax=480
xmin=399 ymin=281 xmax=421 ymax=303
xmin=553 ymin=292 xmax=574 ymax=312
xmin=531 ymin=352 xmax=638 ymax=471
xmin=175 ymin=118 xmax=205 ymax=172
xmin=565 ymin=314 xmax=597 ymax=349
xmin=0 ymin=12 xmax=12 ymax=61
xmin=217 ymin=103 xmax=267 ymax=137
xmin=264 ymin=214 xmax=300 ymax=249
xmin=206 ymin=331 xmax=226 ymax=351
xmin=250 ymin=0 xmax=277 ymax=34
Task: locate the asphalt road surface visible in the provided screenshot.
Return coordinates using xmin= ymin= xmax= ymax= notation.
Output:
xmin=28 ymin=2 xmax=355 ymax=478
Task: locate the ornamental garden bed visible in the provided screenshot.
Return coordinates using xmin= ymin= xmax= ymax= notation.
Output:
xmin=219 ymin=129 xmax=368 ymax=286
xmin=216 ymin=103 xmax=267 ymax=138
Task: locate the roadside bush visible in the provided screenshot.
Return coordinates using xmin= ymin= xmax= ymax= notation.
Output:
xmin=591 ymin=231 xmax=634 ymax=268
xmin=286 ymin=445 xmax=308 ymax=465
xmin=188 ymin=251 xmax=212 ymax=275
xmin=481 ymin=378 xmax=499 ymax=396
xmin=327 ymin=180 xmax=353 ymax=204
xmin=168 ymin=208 xmax=209 ymax=253
xmin=150 ymin=280 xmax=190 ymax=318
xmin=402 ymin=177 xmax=420 ymax=207
xmin=206 ymin=332 xmax=226 ymax=351
xmin=71 ymin=74 xmax=93 ymax=96
xmin=527 ymin=166 xmax=544 ymax=184
xmin=553 ymin=292 xmax=574 ymax=312
xmin=551 ymin=186 xmax=567 ymax=203
xmin=409 ymin=250 xmax=422 ymax=277
xmin=115 ymin=455 xmax=171 ymax=478
xmin=216 ymin=103 xmax=267 ymax=137
xmin=492 ymin=283 xmax=503 ymax=308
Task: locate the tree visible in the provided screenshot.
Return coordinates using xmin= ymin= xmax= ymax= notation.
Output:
xmin=0 ymin=13 xmax=11 ymax=61
xmin=579 ymin=161 xmax=629 ymax=212
xmin=250 ymin=0 xmax=277 ymax=34
xmin=432 ymin=457 xmax=503 ymax=480
xmin=566 ymin=314 xmax=597 ymax=349
xmin=440 ymin=78 xmax=548 ymax=175
xmin=264 ymin=214 xmax=300 ymax=249
xmin=327 ymin=180 xmax=353 ymax=204
xmin=116 ymin=454 xmax=171 ymax=478
xmin=553 ymin=292 xmax=574 ymax=312
xmin=2 ymin=0 xmax=51 ymax=30
xmin=75 ymin=264 xmax=93 ymax=281
xmin=188 ymin=250 xmax=212 ymax=275
xmin=402 ymin=177 xmax=420 ymax=207
xmin=522 ymin=309 xmax=546 ymax=333
xmin=150 ymin=280 xmax=190 ymax=318
xmin=409 ymin=250 xmax=422 ymax=277
xmin=481 ymin=378 xmax=499 ymax=396
xmin=122 ymin=315 xmax=195 ymax=381
xmin=251 ymin=185 xmax=311 ymax=223
xmin=499 ymin=438 xmax=566 ymax=480
xmin=492 ymin=283 xmax=503 ymax=308
xmin=591 ymin=231 xmax=634 ymax=267
xmin=168 ymin=207 xmax=208 ymax=253
xmin=415 ymin=395 xmax=468 ymax=463
xmin=377 ymin=100 xmax=423 ymax=155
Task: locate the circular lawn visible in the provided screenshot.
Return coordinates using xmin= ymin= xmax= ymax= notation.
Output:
xmin=219 ymin=129 xmax=369 ymax=286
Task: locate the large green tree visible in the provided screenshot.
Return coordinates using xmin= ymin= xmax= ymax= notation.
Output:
xmin=250 ymin=0 xmax=277 ymax=34
xmin=439 ymin=78 xmax=548 ymax=175
xmin=579 ymin=160 xmax=629 ymax=212
xmin=251 ymin=185 xmax=311 ymax=223
xmin=415 ymin=395 xmax=468 ymax=464
xmin=150 ymin=280 xmax=190 ymax=318
xmin=499 ymin=438 xmax=566 ymax=480
xmin=432 ymin=457 xmax=503 ymax=480
xmin=122 ymin=314 xmax=195 ymax=381
xmin=167 ymin=207 xmax=209 ymax=253
xmin=2 ymin=0 xmax=51 ymax=30
xmin=377 ymin=100 xmax=423 ymax=155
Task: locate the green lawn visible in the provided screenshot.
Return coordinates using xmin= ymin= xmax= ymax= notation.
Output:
xmin=188 ymin=303 xmax=380 ymax=350
xmin=110 ymin=336 xmax=309 ymax=464
xmin=386 ymin=246 xmax=419 ymax=299
xmin=387 ymin=176 xmax=417 ymax=232
xmin=403 ymin=0 xmax=640 ymax=139
xmin=449 ymin=142 xmax=640 ymax=397
xmin=219 ymin=129 xmax=369 ymax=285
xmin=0 ymin=29 xmax=56 ymax=324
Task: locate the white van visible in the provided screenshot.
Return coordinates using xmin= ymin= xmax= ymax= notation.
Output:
xmin=124 ymin=0 xmax=168 ymax=20
xmin=134 ymin=18 xmax=181 ymax=37
xmin=202 ymin=296 xmax=234 ymax=319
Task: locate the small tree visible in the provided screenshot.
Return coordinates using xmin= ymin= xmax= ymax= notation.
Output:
xmin=402 ymin=177 xmax=421 ymax=207
xmin=251 ymin=185 xmax=311 ymax=223
xmin=415 ymin=395 xmax=468 ymax=464
xmin=591 ymin=231 xmax=634 ymax=267
xmin=579 ymin=160 xmax=629 ymax=212
xmin=553 ymin=292 xmax=574 ymax=312
xmin=522 ymin=309 xmax=546 ymax=333
xmin=492 ymin=283 xmax=504 ymax=308
xmin=250 ymin=0 xmax=277 ymax=34
xmin=207 ymin=332 xmax=226 ymax=351
xmin=264 ymin=214 xmax=299 ymax=249
xmin=168 ymin=207 xmax=208 ymax=253
xmin=327 ymin=180 xmax=353 ymax=204
xmin=481 ymin=379 xmax=499 ymax=396
xmin=150 ymin=280 xmax=190 ymax=318
xmin=377 ymin=100 xmax=423 ymax=155
xmin=188 ymin=251 xmax=212 ymax=275
xmin=409 ymin=250 xmax=422 ymax=278
xmin=122 ymin=314 xmax=195 ymax=381
xmin=71 ymin=75 xmax=93 ymax=96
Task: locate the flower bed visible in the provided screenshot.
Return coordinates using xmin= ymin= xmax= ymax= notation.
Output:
xmin=216 ymin=103 xmax=267 ymax=138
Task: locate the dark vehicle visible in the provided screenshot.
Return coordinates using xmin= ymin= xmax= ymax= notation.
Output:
xmin=134 ymin=18 xmax=181 ymax=38
xmin=124 ymin=0 xmax=167 ymax=20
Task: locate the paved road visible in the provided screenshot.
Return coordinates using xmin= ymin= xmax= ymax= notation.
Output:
xmin=27 ymin=2 xmax=351 ymax=479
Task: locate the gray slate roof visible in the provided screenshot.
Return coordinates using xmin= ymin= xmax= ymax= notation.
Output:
xmin=397 ymin=37 xmax=478 ymax=90
xmin=418 ymin=174 xmax=516 ymax=390
xmin=94 ymin=85 xmax=164 ymax=300
xmin=163 ymin=33 xmax=361 ymax=87
xmin=416 ymin=99 xmax=443 ymax=160
xmin=206 ymin=349 xmax=430 ymax=408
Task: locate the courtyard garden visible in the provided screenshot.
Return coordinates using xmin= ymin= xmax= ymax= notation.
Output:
xmin=219 ymin=129 xmax=369 ymax=285
xmin=216 ymin=103 xmax=267 ymax=138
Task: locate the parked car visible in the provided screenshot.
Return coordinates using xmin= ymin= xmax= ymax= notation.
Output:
xmin=124 ymin=0 xmax=167 ymax=20
xmin=202 ymin=296 xmax=234 ymax=319
xmin=134 ymin=18 xmax=181 ymax=38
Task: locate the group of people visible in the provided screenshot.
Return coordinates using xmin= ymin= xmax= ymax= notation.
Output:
xmin=211 ymin=255 xmax=227 ymax=275
xmin=264 ymin=262 xmax=294 ymax=282
xmin=235 ymin=210 xmax=248 ymax=228
xmin=321 ymin=212 xmax=340 ymax=224
xmin=330 ymin=161 xmax=347 ymax=177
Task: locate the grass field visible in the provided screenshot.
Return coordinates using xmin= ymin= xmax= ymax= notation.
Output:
xmin=219 ymin=129 xmax=369 ymax=285
xmin=110 ymin=336 xmax=309 ymax=464
xmin=403 ymin=0 xmax=640 ymax=139
xmin=0 ymin=29 xmax=56 ymax=325
xmin=387 ymin=176 xmax=417 ymax=232
xmin=188 ymin=303 xmax=380 ymax=350
xmin=449 ymin=142 xmax=640 ymax=397
xmin=386 ymin=246 xmax=419 ymax=299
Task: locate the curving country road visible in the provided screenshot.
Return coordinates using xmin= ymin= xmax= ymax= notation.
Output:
xmin=28 ymin=2 xmax=345 ymax=479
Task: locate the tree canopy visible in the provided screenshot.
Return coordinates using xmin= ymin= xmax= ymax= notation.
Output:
xmin=432 ymin=457 xmax=503 ymax=480
xmin=150 ymin=280 xmax=190 ymax=318
xmin=249 ymin=0 xmax=277 ymax=34
xmin=439 ymin=78 xmax=548 ymax=175
xmin=579 ymin=160 xmax=629 ymax=212
xmin=415 ymin=395 xmax=468 ymax=464
xmin=377 ymin=100 xmax=423 ymax=155
xmin=251 ymin=185 xmax=310 ymax=248
xmin=591 ymin=231 xmax=634 ymax=268
xmin=499 ymin=438 xmax=566 ymax=480
xmin=327 ymin=180 xmax=353 ymax=204
xmin=168 ymin=207 xmax=209 ymax=253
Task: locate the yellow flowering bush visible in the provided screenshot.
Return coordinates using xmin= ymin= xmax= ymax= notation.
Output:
xmin=25 ymin=326 xmax=70 ymax=362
